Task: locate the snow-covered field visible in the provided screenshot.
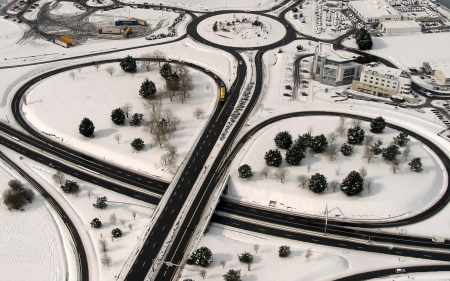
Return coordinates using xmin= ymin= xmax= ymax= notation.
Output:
xmin=0 ymin=19 xmax=22 ymax=48
xmin=24 ymin=60 xmax=217 ymax=181
xmin=181 ymin=223 xmax=448 ymax=281
xmin=0 ymin=154 xmax=69 ymax=281
xmin=228 ymin=115 xmax=445 ymax=219
xmin=196 ymin=13 xmax=286 ymax=47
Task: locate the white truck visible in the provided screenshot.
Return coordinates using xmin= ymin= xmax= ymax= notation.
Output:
xmin=432 ymin=236 xmax=445 ymax=243
xmin=425 ymin=92 xmax=434 ymax=97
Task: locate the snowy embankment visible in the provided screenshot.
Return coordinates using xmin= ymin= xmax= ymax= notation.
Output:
xmin=0 ymin=151 xmax=70 ymax=281
xmin=180 ymin=224 xmax=448 ymax=281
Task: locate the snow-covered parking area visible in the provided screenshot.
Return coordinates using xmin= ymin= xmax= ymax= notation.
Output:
xmin=228 ymin=115 xmax=446 ymax=220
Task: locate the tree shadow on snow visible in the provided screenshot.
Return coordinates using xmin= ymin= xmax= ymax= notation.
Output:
xmin=93 ymin=128 xmax=118 ymax=139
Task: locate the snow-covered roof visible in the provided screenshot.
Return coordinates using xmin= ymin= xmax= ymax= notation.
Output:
xmin=349 ymin=0 xmax=400 ymax=18
xmin=381 ymin=20 xmax=421 ymax=29
xmin=425 ymin=60 xmax=450 ymax=77
xmin=317 ymin=42 xmax=354 ymax=63
xmin=362 ymin=64 xmax=403 ymax=78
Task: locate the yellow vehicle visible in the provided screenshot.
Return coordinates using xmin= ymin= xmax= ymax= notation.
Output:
xmin=123 ymin=26 xmax=132 ymax=38
xmin=220 ymin=86 xmax=226 ymax=102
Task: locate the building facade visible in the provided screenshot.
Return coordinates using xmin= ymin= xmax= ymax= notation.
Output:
xmin=379 ymin=20 xmax=421 ymax=34
xmin=348 ymin=0 xmax=401 ymax=26
xmin=423 ymin=61 xmax=450 ymax=85
xmin=312 ymin=43 xmax=361 ymax=86
xmin=350 ymin=64 xmax=413 ymax=101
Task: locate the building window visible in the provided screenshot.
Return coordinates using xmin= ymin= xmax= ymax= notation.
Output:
xmin=375 ymin=82 xmax=378 ymax=85
xmin=382 ymin=80 xmax=385 ymax=82
xmin=381 ymin=84 xmax=384 ymax=86
xmin=376 ymin=78 xmax=379 ymax=81
xmin=323 ymin=67 xmax=337 ymax=78
xmin=343 ymin=68 xmax=355 ymax=78
xmin=364 ymin=79 xmax=367 ymax=82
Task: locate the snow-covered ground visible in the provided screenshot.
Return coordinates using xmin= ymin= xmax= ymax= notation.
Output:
xmin=196 ymin=13 xmax=286 ymax=47
xmin=0 ymin=19 xmax=22 ymax=48
xmin=23 ymin=59 xmax=217 ymax=181
xmin=228 ymin=115 xmax=445 ymax=219
xmin=342 ymin=32 xmax=450 ymax=70
xmin=0 ymin=152 xmax=70 ymax=281
xmin=180 ymin=223 xmax=449 ymax=281
xmin=116 ymin=0 xmax=278 ymax=11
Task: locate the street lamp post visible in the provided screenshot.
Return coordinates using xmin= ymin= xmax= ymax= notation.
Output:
xmin=324 ymin=203 xmax=328 ymax=235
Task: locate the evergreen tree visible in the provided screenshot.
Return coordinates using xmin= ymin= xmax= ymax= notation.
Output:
xmin=370 ymin=116 xmax=386 ymax=133
xmin=264 ymin=149 xmax=283 ymax=167
xmin=60 ymin=180 xmax=78 ymax=194
xmin=308 ymin=173 xmax=327 ymax=193
xmin=279 ymin=245 xmax=291 ymax=257
xmin=223 ymin=269 xmax=241 ymax=281
xmin=186 ymin=247 xmax=213 ymax=267
xmin=371 ymin=140 xmax=383 ymax=155
xmin=238 ymin=164 xmax=253 ymax=178
xmin=299 ymin=132 xmax=313 ymax=148
xmin=311 ymin=134 xmax=328 ymax=153
xmin=394 ymin=132 xmax=410 ymax=147
xmin=159 ymin=62 xmax=172 ymax=79
xmin=274 ymin=131 xmax=293 ymax=149
xmin=79 ymin=117 xmax=95 ymax=137
xmin=111 ymin=228 xmax=122 ymax=238
xmin=90 ymin=218 xmax=102 ymax=228
xmin=111 ymin=108 xmax=126 ymax=125
xmin=237 ymin=252 xmax=253 ymax=264
xmin=129 ymin=113 xmax=143 ymax=126
xmin=409 ymin=158 xmax=423 ymax=172
xmin=139 ymin=78 xmax=156 ymax=98
xmin=382 ymin=144 xmax=401 ymax=161
xmin=340 ymin=171 xmax=364 ymax=196
xmin=120 ymin=55 xmax=137 ymax=72
xmin=355 ymin=28 xmax=373 ymax=50
xmin=212 ymin=21 xmax=218 ymax=31
xmin=93 ymin=196 xmax=108 ymax=209
xmin=347 ymin=126 xmax=365 ymax=144
xmin=340 ymin=143 xmax=353 ymax=156
xmin=131 ymin=138 xmax=145 ymax=151
xmin=285 ymin=145 xmax=305 ymax=165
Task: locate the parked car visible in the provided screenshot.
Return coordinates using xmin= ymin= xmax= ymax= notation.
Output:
xmin=285 ymin=85 xmax=292 ymax=90
xmin=301 ymin=92 xmax=308 ymax=96
xmin=395 ymin=269 xmax=406 ymax=273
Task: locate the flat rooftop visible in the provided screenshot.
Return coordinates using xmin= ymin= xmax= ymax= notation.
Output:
xmin=349 ymin=0 xmax=400 ymax=18
xmin=381 ymin=20 xmax=421 ymax=28
xmin=363 ymin=64 xmax=403 ymax=78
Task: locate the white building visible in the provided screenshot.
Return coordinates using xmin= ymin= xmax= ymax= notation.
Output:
xmin=312 ymin=42 xmax=362 ymax=86
xmin=350 ymin=64 xmax=414 ymax=102
xmin=349 ymin=0 xmax=401 ymax=26
xmin=379 ymin=20 xmax=422 ymax=34
xmin=423 ymin=61 xmax=450 ymax=85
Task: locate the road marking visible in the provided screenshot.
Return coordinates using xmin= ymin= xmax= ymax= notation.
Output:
xmin=153 ymin=243 xmax=156 ymax=248
xmin=339 ymin=244 xmax=347 ymax=247
xmin=285 ymin=234 xmax=292 ymax=237
xmin=312 ymin=239 xmax=318 ymax=242
xmin=233 ymin=223 xmax=240 ymax=225
xmin=259 ymin=229 xmax=266 ymax=232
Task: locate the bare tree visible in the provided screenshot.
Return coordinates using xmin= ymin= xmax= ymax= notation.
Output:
xmin=52 ymin=170 xmax=65 ymax=184
xmin=297 ymin=175 xmax=309 ymax=188
xmin=122 ymin=103 xmax=133 ymax=118
xmin=339 ymin=116 xmax=347 ymax=125
xmin=153 ymin=128 xmax=168 ymax=148
xmin=253 ymin=244 xmax=259 ymax=253
xmin=77 ymin=67 xmax=82 ymax=74
xmin=308 ymin=126 xmax=314 ymax=135
xmin=177 ymin=65 xmax=193 ymax=99
xmin=88 ymin=191 xmax=91 ymax=199
xmin=327 ymin=132 xmax=338 ymax=146
xmin=200 ymin=269 xmax=206 ymax=279
xmin=365 ymin=179 xmax=371 ymax=194
xmin=69 ymin=71 xmax=76 ymax=80
xmin=193 ymin=107 xmax=205 ymax=119
xmin=325 ymin=145 xmax=338 ymax=161
xmin=390 ymin=160 xmax=401 ymax=174
xmin=351 ymin=118 xmax=362 ymax=127
xmin=403 ymin=145 xmax=411 ymax=160
xmin=99 ymin=239 xmax=108 ymax=253
xmin=307 ymin=164 xmax=311 ymax=173
xmin=152 ymin=50 xmax=166 ymax=67
xmin=329 ymin=180 xmax=339 ymax=192
xmin=114 ymin=133 xmax=122 ymax=144
xmin=359 ymin=166 xmax=367 ymax=178
xmin=362 ymin=146 xmax=375 ymax=163
xmin=365 ymin=134 xmax=374 ymax=145
xmin=335 ymin=123 xmax=346 ymax=137
xmin=335 ymin=167 xmax=340 ymax=176
xmin=274 ymin=168 xmax=290 ymax=183
xmin=220 ymin=260 xmax=226 ymax=268
xmin=101 ymin=254 xmax=112 ymax=267
xmin=143 ymin=99 xmax=162 ymax=112
xmin=305 ymin=249 xmax=312 ymax=261
xmin=128 ymin=224 xmax=133 ymax=231
xmin=94 ymin=62 xmax=100 ymax=72
xmin=120 ymin=219 xmax=126 ymax=226
xmin=166 ymin=80 xmax=180 ymax=102
xmin=106 ymin=66 xmax=115 ymax=76
xmin=262 ymin=166 xmax=271 ymax=179
xmin=141 ymin=53 xmax=153 ymax=71
xmin=165 ymin=145 xmax=178 ymax=159
xmin=132 ymin=211 xmax=136 ymax=219
xmin=109 ymin=213 xmax=117 ymax=225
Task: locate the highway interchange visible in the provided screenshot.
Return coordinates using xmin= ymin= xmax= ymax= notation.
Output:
xmin=1 ymin=0 xmax=450 ymax=280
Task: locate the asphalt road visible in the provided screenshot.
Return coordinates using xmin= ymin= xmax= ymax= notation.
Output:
xmin=334 ymin=265 xmax=450 ymax=281
xmin=0 ymin=151 xmax=89 ymax=281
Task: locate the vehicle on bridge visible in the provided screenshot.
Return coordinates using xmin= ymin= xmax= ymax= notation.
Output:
xmin=115 ymin=19 xmax=138 ymax=26
xmin=123 ymin=26 xmax=132 ymax=38
xmin=98 ymin=28 xmax=122 ymax=34
xmin=220 ymin=86 xmax=226 ymax=102
xmin=59 ymin=36 xmax=74 ymax=46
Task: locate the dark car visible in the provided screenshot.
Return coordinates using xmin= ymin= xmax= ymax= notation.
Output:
xmin=420 ymin=76 xmax=425 ymax=79
xmin=301 ymin=92 xmax=308 ymax=96
xmin=283 ymin=93 xmax=292 ymax=97
xmin=399 ymin=104 xmax=406 ymax=108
